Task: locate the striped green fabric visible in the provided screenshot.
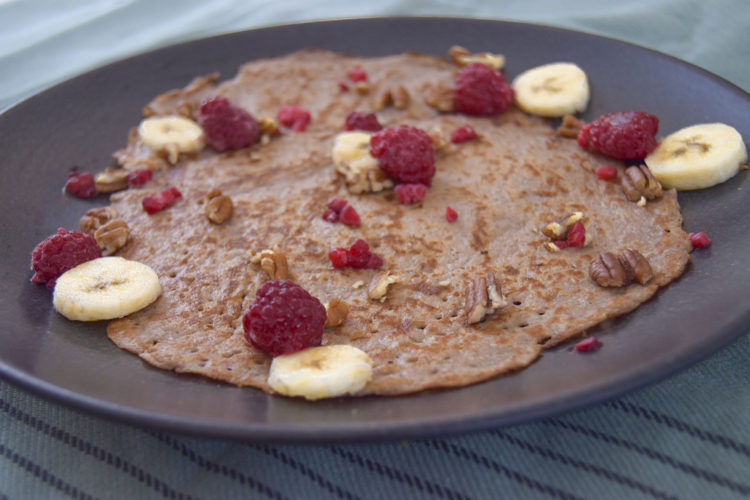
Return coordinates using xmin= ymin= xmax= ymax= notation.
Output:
xmin=1 ymin=1 xmax=749 ymax=498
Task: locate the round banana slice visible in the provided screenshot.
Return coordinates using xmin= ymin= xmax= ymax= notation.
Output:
xmin=512 ymin=62 xmax=589 ymax=117
xmin=644 ymin=123 xmax=747 ymax=190
xmin=53 ymin=257 xmax=161 ymax=321
xmin=268 ymin=345 xmax=373 ymax=400
xmin=137 ymin=115 xmax=204 ymax=159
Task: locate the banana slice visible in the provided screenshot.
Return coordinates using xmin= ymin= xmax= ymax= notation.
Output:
xmin=644 ymin=123 xmax=747 ymax=190
xmin=268 ymin=345 xmax=373 ymax=400
xmin=137 ymin=116 xmax=204 ymax=162
xmin=512 ymin=62 xmax=589 ymax=117
xmin=53 ymin=257 xmax=161 ymax=321
xmin=332 ymin=132 xmax=392 ymax=193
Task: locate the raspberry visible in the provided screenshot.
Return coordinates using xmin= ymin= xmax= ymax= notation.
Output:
xmin=64 ymin=171 xmax=97 ymax=198
xmin=339 ymin=204 xmax=361 ymax=226
xmin=327 ymin=198 xmax=348 ymax=213
xmin=243 ymin=280 xmax=326 ymax=357
xmin=30 ymin=228 xmax=101 ymax=289
xmin=566 ymin=222 xmax=586 ymax=247
xmin=127 ymin=169 xmax=153 ymax=187
xmin=454 ymin=63 xmax=514 ymax=116
xmin=575 ymin=336 xmax=602 ymax=353
xmin=595 ymin=165 xmax=618 ymax=181
xmin=370 ymin=125 xmax=435 ymax=186
xmin=689 ymin=232 xmax=712 ymax=249
xmin=348 ymin=66 xmax=368 ymax=82
xmin=554 ymin=240 xmax=569 ymax=249
xmin=577 ymin=111 xmax=659 ymax=160
xmin=277 ymin=105 xmax=311 ymax=132
xmin=394 ymin=183 xmax=428 ymax=205
xmin=142 ymin=187 xmax=182 ymax=214
xmin=445 ymin=206 xmax=458 ymax=222
xmin=322 ymin=198 xmax=360 ymax=225
xmin=198 ymin=96 xmax=259 ymax=152
xmin=328 ymin=239 xmax=383 ymax=270
xmin=450 ymin=124 xmax=479 ymax=144
xmin=344 ymin=111 xmax=382 ymax=132
xmin=338 ymin=81 xmax=350 ymax=92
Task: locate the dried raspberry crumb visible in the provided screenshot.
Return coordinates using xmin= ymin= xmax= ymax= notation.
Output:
xmin=348 ymin=66 xmax=368 ymax=82
xmin=322 ymin=198 xmax=360 ymax=225
xmin=142 ymin=186 xmax=182 ymax=214
xmin=575 ymin=336 xmax=602 ymax=352
xmin=344 ymin=111 xmax=382 ymax=132
xmin=595 ymin=165 xmax=618 ymax=181
xmin=30 ymin=228 xmax=101 ymax=289
xmin=127 ymin=169 xmax=153 ymax=187
xmin=450 ymin=124 xmax=479 ymax=144
xmin=328 ymin=239 xmax=383 ymax=270
xmin=454 ymin=63 xmax=514 ymax=116
xmin=445 ymin=206 xmax=458 ymax=222
xmin=338 ymin=81 xmax=350 ymax=92
xmin=577 ymin=111 xmax=659 ymax=160
xmin=689 ymin=232 xmax=712 ymax=249
xmin=339 ymin=204 xmax=361 ymax=226
xmin=371 ymin=125 xmax=435 ymax=186
xmin=243 ymin=280 xmax=326 ymax=357
xmin=198 ymin=96 xmax=259 ymax=152
xmin=64 ymin=171 xmax=97 ymax=198
xmin=394 ymin=183 xmax=428 ymax=205
xmin=566 ymin=222 xmax=586 ymax=247
xmin=554 ymin=240 xmax=569 ymax=249
xmin=328 ymin=198 xmax=348 ymax=213
xmin=277 ymin=105 xmax=311 ymax=132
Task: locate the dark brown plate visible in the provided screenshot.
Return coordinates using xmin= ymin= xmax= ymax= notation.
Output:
xmin=1 ymin=17 xmax=748 ymax=441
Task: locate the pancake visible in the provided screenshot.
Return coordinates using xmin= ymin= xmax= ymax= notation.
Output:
xmin=104 ymin=49 xmax=691 ymax=395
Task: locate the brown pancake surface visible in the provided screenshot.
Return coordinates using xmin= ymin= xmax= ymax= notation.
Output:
xmin=105 ymin=50 xmax=691 ymax=395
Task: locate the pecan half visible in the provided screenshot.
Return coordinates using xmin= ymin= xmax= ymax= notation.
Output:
xmin=449 ymin=45 xmax=505 ymax=70
xmin=465 ymin=271 xmax=507 ymax=324
xmin=368 ymin=272 xmax=400 ymax=301
xmin=590 ymin=249 xmax=654 ymax=287
xmin=204 ymin=189 xmax=233 ymax=224
xmin=619 ymin=249 xmax=654 ymax=285
xmin=621 ymin=165 xmax=663 ymax=202
xmin=257 ymin=249 xmax=290 ymax=280
xmin=556 ymin=114 xmax=586 ymax=138
xmin=94 ymin=219 xmax=129 ymax=256
xmin=325 ymin=298 xmax=349 ymax=327
xmin=79 ymin=206 xmax=118 ymax=235
xmin=94 ymin=167 xmax=129 ymax=193
xmin=424 ymin=84 xmax=455 ymax=113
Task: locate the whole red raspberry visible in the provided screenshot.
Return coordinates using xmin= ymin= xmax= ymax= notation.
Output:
xmin=243 ymin=280 xmax=326 ymax=357
xmin=64 ymin=171 xmax=97 ymax=198
xmin=577 ymin=111 xmax=659 ymax=160
xmin=198 ymin=96 xmax=259 ymax=152
xmin=450 ymin=124 xmax=479 ymax=144
xmin=370 ymin=125 xmax=435 ymax=186
xmin=31 ymin=228 xmax=101 ymax=289
xmin=454 ymin=63 xmax=514 ymax=116
xmin=344 ymin=111 xmax=382 ymax=132
xmin=277 ymin=105 xmax=311 ymax=132
xmin=394 ymin=183 xmax=428 ymax=205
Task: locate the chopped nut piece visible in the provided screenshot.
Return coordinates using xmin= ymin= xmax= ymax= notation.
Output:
xmin=636 ymin=196 xmax=647 ymax=207
xmin=258 ymin=116 xmax=279 ymax=137
xmin=352 ymin=280 xmax=365 ymax=289
xmin=325 ymin=298 xmax=349 ymax=327
xmin=176 ymin=101 xmax=194 ymax=120
xmin=590 ymin=252 xmax=631 ymax=287
xmin=79 ymin=206 xmax=118 ymax=235
xmin=619 ymin=249 xmax=654 ymax=285
xmin=94 ymin=219 xmax=129 ymax=256
xmin=428 ymin=127 xmax=449 ymax=152
xmin=204 ymin=189 xmax=233 ymax=224
xmin=368 ymin=272 xmax=400 ymax=301
xmin=449 ymin=45 xmax=505 ymax=70
xmin=373 ymin=85 xmax=410 ymax=111
xmin=354 ymin=82 xmax=370 ymax=95
xmin=465 ymin=272 xmax=507 ymax=324
xmin=544 ymin=241 xmax=562 ymax=253
xmin=621 ymin=165 xmax=663 ymax=202
xmin=257 ymin=249 xmax=290 ymax=280
xmin=424 ymin=84 xmax=455 ymax=113
xmin=542 ymin=212 xmax=584 ymax=240
xmin=94 ymin=167 xmax=130 ymax=193
xmin=486 ymin=271 xmax=508 ymax=310
xmin=556 ymin=114 xmax=586 ymax=138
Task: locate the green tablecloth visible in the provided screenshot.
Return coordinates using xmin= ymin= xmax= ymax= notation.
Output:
xmin=1 ymin=1 xmax=749 ymax=498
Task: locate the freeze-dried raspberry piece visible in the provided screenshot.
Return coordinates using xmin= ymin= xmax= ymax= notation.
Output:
xmin=198 ymin=96 xmax=259 ymax=152
xmin=454 ymin=63 xmax=514 ymax=116
xmin=344 ymin=111 xmax=382 ymax=132
xmin=370 ymin=125 xmax=435 ymax=186
xmin=566 ymin=222 xmax=586 ymax=247
xmin=394 ymin=184 xmax=428 ymax=205
xmin=339 ymin=204 xmax=361 ymax=226
xmin=575 ymin=336 xmax=602 ymax=352
xmin=277 ymin=105 xmax=311 ymax=132
xmin=445 ymin=206 xmax=458 ymax=222
xmin=328 ymin=239 xmax=383 ymax=270
xmin=328 ymin=248 xmax=350 ymax=268
xmin=142 ymin=187 xmax=182 ymax=214
xmin=348 ymin=66 xmax=368 ymax=82
xmin=689 ymin=232 xmax=712 ymax=249
xmin=450 ymin=124 xmax=479 ymax=143
xmin=127 ymin=169 xmax=153 ymax=187
xmin=30 ymin=228 xmax=101 ymax=289
xmin=243 ymin=280 xmax=326 ymax=356
xmin=64 ymin=171 xmax=97 ymax=198
xmin=595 ymin=165 xmax=618 ymax=181
xmin=322 ymin=198 xmax=360 ymax=225
xmin=577 ymin=111 xmax=659 ymax=160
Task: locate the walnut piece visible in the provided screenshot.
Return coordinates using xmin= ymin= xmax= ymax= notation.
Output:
xmin=621 ymin=165 xmax=663 ymax=202
xmin=94 ymin=167 xmax=130 ymax=193
xmin=204 ymin=189 xmax=233 ymax=224
xmin=79 ymin=207 xmax=118 ymax=235
xmin=325 ymin=298 xmax=349 ymax=327
xmin=590 ymin=249 xmax=654 ymax=287
xmin=465 ymin=271 xmax=507 ymax=324
xmin=556 ymin=114 xmax=586 ymax=138
xmin=94 ymin=219 xmax=129 ymax=256
xmin=449 ymin=45 xmax=505 ymax=70
xmin=368 ymin=272 xmax=400 ymax=301
xmin=257 ymin=249 xmax=290 ymax=280
xmin=424 ymin=84 xmax=455 ymax=113
xmin=542 ymin=212 xmax=584 ymax=240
